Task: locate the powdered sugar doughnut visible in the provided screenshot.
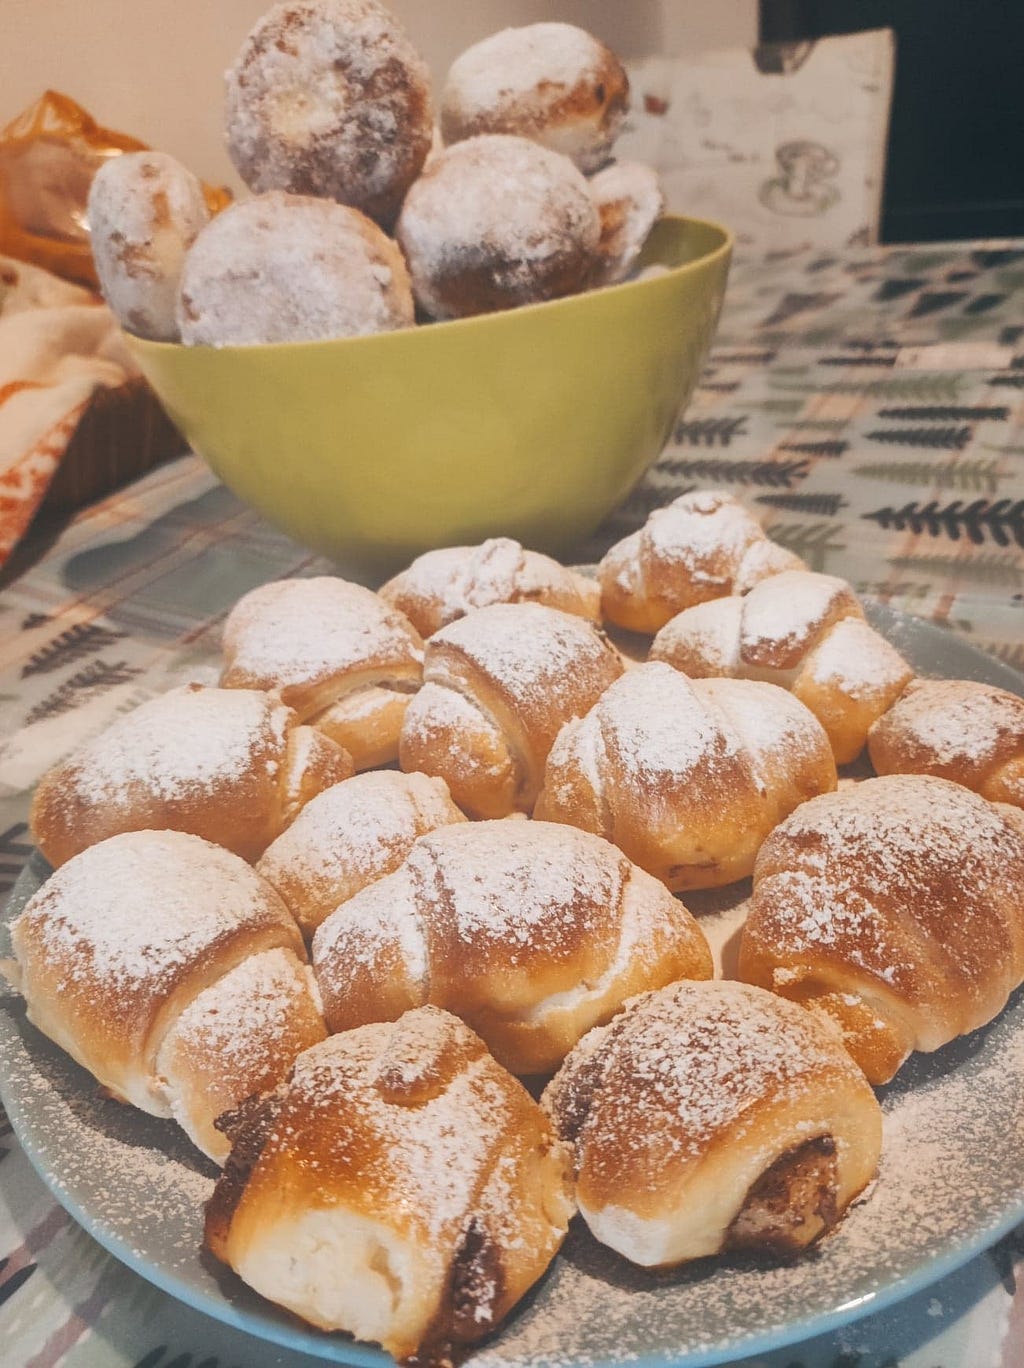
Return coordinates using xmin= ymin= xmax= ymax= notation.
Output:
xmin=178 ymin=191 xmax=413 ymax=346
xmin=589 ymin=161 xmax=664 ymax=286
xmin=395 ymin=135 xmax=600 ymax=320
xmin=224 ymin=0 xmax=433 ymax=226
xmin=87 ymin=151 xmax=209 ymax=340
xmin=441 ymin=23 xmax=629 ymax=174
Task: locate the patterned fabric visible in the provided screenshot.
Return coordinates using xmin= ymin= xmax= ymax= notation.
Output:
xmin=0 ymin=236 xmax=1022 ymax=1367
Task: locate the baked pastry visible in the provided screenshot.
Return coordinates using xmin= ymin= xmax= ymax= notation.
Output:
xmin=599 ymin=489 xmax=806 ymax=634
xmin=588 ymin=160 xmax=664 ymax=286
xmin=311 ymin=818 xmax=713 ymax=1075
xmin=868 ymin=677 xmax=1024 ymax=807
xmin=178 ymin=192 xmax=414 ymax=346
xmin=398 ymin=600 xmax=623 ymax=818
xmin=440 ymin=23 xmax=629 ymax=174
xmin=224 ymin=0 xmax=433 ymax=226
xmin=220 ymin=576 xmax=424 ymax=770
xmin=738 ymin=774 xmax=1024 ymax=1084
xmin=379 ymin=537 xmax=601 ymax=637
xmin=543 ymin=979 xmax=881 ymax=1267
xmin=29 ymin=682 xmax=354 ymax=867
xmin=257 ymin=769 xmax=466 ymax=939
xmin=535 ymin=661 xmax=837 ymax=891
xmin=205 ymin=1007 xmax=574 ymax=1362
xmin=5 ymin=830 xmax=324 ymax=1162
xmin=395 ymin=134 xmax=601 ymax=320
xmin=87 ymin=150 xmax=209 ymax=341
xmin=650 ymin=570 xmax=915 ymax=764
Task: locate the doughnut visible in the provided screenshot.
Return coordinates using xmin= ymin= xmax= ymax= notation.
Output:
xmin=588 ymin=161 xmax=665 ymax=286
xmin=224 ymin=0 xmax=434 ymax=227
xmin=395 ymin=135 xmax=601 ymax=320
xmin=177 ymin=191 xmax=414 ymax=346
xmin=87 ymin=151 xmax=210 ymax=341
xmin=441 ymin=23 xmax=629 ymax=174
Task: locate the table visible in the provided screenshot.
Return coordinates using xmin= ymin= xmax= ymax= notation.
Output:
xmin=0 ymin=237 xmax=1022 ymax=1368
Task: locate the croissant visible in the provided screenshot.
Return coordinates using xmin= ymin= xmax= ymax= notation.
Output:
xmin=311 ymin=818 xmax=713 ymax=1075
xmin=398 ymin=601 xmax=624 ymax=818
xmin=737 ymin=774 xmax=1024 ymax=1084
xmin=598 ymin=489 xmax=806 ymax=633
xmin=205 ymin=1007 xmax=575 ymax=1364
xmin=543 ymin=979 xmax=882 ymax=1267
xmin=379 ymin=536 xmax=601 ymax=637
xmin=650 ymin=570 xmax=915 ymax=764
xmin=535 ymin=661 xmax=837 ymax=891
xmin=868 ymin=677 xmax=1024 ymax=807
xmin=220 ymin=576 xmax=425 ymax=770
xmin=5 ymin=830 xmax=326 ymax=1162
xmin=257 ymin=769 xmax=467 ymax=939
xmin=29 ymin=683 xmax=354 ymax=867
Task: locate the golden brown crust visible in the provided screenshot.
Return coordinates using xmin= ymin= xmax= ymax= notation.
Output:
xmin=29 ymin=684 xmax=353 ymax=867
xmin=399 ymin=602 xmax=623 ymax=818
xmin=738 ymin=774 xmax=1024 ymax=1083
xmin=535 ymin=663 xmax=837 ymax=891
xmin=310 ymin=819 xmax=712 ymax=1075
xmin=868 ymin=677 xmax=1024 ymax=807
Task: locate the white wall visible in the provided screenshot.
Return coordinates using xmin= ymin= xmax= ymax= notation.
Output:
xmin=1 ymin=0 xmax=757 ymax=188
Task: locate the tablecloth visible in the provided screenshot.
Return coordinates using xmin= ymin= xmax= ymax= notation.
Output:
xmin=0 ymin=236 xmax=1022 ymax=1368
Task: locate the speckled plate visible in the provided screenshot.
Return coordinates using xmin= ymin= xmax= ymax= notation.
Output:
xmin=1 ymin=604 xmax=1023 ymax=1368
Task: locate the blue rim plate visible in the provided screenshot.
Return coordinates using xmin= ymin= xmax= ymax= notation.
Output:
xmin=1 ymin=603 xmax=1023 ymax=1368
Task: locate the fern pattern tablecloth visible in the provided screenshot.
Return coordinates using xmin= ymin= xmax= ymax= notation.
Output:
xmin=0 ymin=237 xmax=1023 ymax=1368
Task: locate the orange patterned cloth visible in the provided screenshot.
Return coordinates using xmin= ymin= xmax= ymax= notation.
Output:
xmin=0 ymin=254 xmax=137 ymax=564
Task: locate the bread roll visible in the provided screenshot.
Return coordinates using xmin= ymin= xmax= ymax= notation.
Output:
xmin=599 ymin=489 xmax=806 ymax=633
xmin=220 ymin=577 xmax=424 ymax=770
xmin=650 ymin=571 xmax=914 ymax=763
xmin=257 ymin=770 xmax=466 ymax=939
xmin=399 ymin=601 xmax=623 ymax=818
xmin=205 ymin=1007 xmax=574 ymax=1362
xmin=379 ymin=537 xmax=600 ymax=637
xmin=311 ymin=818 xmax=712 ymax=1075
xmin=738 ymin=774 xmax=1024 ymax=1083
xmin=29 ymin=683 xmax=354 ymax=867
xmin=535 ymin=661 xmax=837 ymax=891
xmin=6 ymin=830 xmax=324 ymax=1162
xmin=868 ymin=677 xmax=1024 ymax=807
xmin=544 ymin=979 xmax=881 ymax=1266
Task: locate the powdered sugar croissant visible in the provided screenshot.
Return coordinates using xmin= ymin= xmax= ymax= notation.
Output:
xmin=599 ymin=489 xmax=805 ymax=633
xmin=535 ymin=661 xmax=837 ymax=890
xmin=311 ymin=818 xmax=713 ymax=1074
xmin=650 ymin=570 xmax=914 ymax=763
xmin=29 ymin=682 xmax=354 ymax=866
xmin=738 ymin=774 xmax=1024 ymax=1083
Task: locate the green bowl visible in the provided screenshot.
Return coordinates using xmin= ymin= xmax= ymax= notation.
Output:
xmin=127 ymin=214 xmax=732 ymax=575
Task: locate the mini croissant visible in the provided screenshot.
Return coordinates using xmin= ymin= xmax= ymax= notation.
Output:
xmin=599 ymin=489 xmax=805 ymax=633
xmin=650 ymin=570 xmax=914 ymax=763
xmin=535 ymin=661 xmax=837 ymax=890
xmin=738 ymin=774 xmax=1024 ymax=1083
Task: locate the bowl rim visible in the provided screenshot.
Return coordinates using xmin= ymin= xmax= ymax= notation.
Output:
xmin=126 ymin=212 xmax=734 ymax=358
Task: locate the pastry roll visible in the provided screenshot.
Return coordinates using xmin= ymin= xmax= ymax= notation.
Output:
xmin=29 ymin=683 xmax=354 ymax=867
xmin=205 ymin=1007 xmax=574 ymax=1363
xmin=599 ymin=489 xmax=805 ymax=633
xmin=311 ymin=818 xmax=712 ymax=1075
xmin=5 ymin=830 xmax=324 ymax=1162
xmin=379 ymin=537 xmax=600 ymax=637
xmin=257 ymin=769 xmax=466 ymax=939
xmin=535 ymin=661 xmax=837 ymax=890
xmin=650 ymin=570 xmax=914 ymax=763
xmin=543 ymin=979 xmax=881 ymax=1266
xmin=868 ymin=677 xmax=1024 ymax=807
xmin=738 ymin=774 xmax=1024 ymax=1083
xmin=220 ymin=576 xmax=424 ymax=770
xmin=398 ymin=601 xmax=623 ymax=818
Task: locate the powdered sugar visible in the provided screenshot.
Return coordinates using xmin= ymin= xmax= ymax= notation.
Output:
xmin=870 ymin=677 xmax=1024 ymax=771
